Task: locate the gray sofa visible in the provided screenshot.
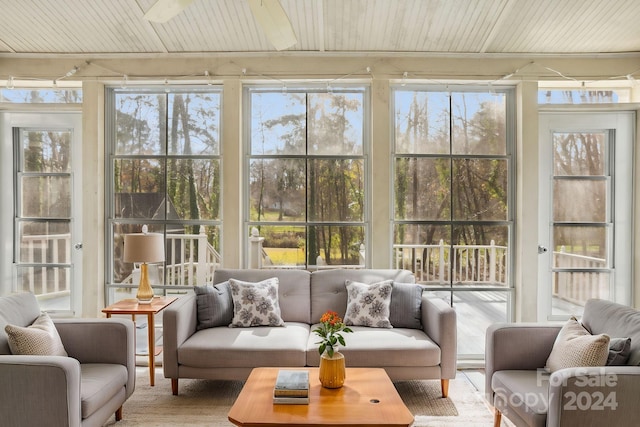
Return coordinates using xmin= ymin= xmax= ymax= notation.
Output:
xmin=486 ymin=299 xmax=640 ymax=427
xmin=163 ymin=268 xmax=457 ymax=396
xmin=0 ymin=292 xmax=136 ymax=427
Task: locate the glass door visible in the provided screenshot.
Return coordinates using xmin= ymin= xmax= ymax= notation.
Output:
xmin=12 ymin=113 xmax=82 ymax=315
xmin=538 ymin=112 xmax=633 ymax=320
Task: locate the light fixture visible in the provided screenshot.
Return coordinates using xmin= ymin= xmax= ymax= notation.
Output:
xmin=123 ymin=225 xmax=165 ymax=304
xmin=121 ymin=74 xmax=128 ymax=89
xmin=6 ymin=76 xmax=14 ymax=90
xmin=204 ymin=70 xmax=212 ymax=85
xmin=401 ymin=71 xmax=408 ymax=87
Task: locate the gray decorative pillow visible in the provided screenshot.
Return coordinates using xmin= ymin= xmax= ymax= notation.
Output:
xmin=389 ymin=282 xmax=423 ymax=329
xmin=545 ymin=316 xmax=610 ymax=372
xmin=4 ymin=312 xmax=68 ymax=356
xmin=344 ymin=280 xmax=393 ymax=328
xmin=229 ymin=278 xmax=284 ymax=327
xmin=607 ymin=337 xmax=632 ymax=366
xmin=194 ymin=281 xmax=233 ymax=330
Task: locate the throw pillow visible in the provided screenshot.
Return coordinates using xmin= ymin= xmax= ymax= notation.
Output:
xmin=545 ymin=316 xmax=610 ymax=372
xmin=4 ymin=312 xmax=68 ymax=356
xmin=228 ymin=278 xmax=285 ymax=327
xmin=193 ymin=281 xmax=233 ymax=330
xmin=607 ymin=337 xmax=632 ymax=366
xmin=344 ymin=280 xmax=393 ymax=328
xmin=389 ymin=282 xmax=423 ymax=329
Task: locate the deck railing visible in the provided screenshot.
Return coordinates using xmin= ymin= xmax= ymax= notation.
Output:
xmin=553 ymin=248 xmax=608 ymax=305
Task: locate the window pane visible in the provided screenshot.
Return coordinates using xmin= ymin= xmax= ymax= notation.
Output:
xmin=395 ymin=157 xmax=450 ymax=220
xmin=451 ymin=225 xmax=509 ymax=286
xmin=308 ymin=159 xmax=364 ymax=222
xmin=16 ymin=266 xmax=71 ymax=308
xmin=451 ymin=290 xmax=508 ymax=355
xmin=310 ymin=225 xmax=365 ymax=267
xmin=554 ymin=179 xmax=606 ymax=222
xmin=249 ymin=158 xmax=306 ymax=222
xmin=115 ymin=93 xmax=165 ymax=155
xmin=308 ymin=92 xmax=364 ymax=155
xmin=18 ymin=221 xmax=70 ymax=263
xmin=452 ymin=92 xmax=506 ymax=155
xmin=258 ymin=225 xmax=307 ymax=267
xmin=167 ymin=93 xmax=221 ymax=155
xmin=393 ymin=224 xmax=451 ymax=284
xmin=395 ymin=91 xmax=450 ymax=155
xmin=21 ymin=130 xmax=71 ymax=172
xmin=1 ymin=89 xmax=82 ymax=103
xmin=251 ymin=92 xmax=306 ymax=155
xmin=452 ymin=158 xmax=508 ymax=221
xmin=553 ymin=132 xmax=605 ymax=176
xmin=553 ymin=226 xmax=608 ymax=266
xmin=552 ymin=271 xmax=610 ymax=316
xmin=165 ymin=224 xmax=220 ymax=286
xmin=167 ymin=159 xmax=220 ymax=220
xmin=21 ymin=176 xmax=71 ymax=218
xmin=113 ymin=159 xmax=165 ymax=219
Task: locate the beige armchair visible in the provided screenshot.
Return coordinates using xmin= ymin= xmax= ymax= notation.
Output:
xmin=0 ymin=292 xmax=136 ymax=427
xmin=485 ymin=299 xmax=640 ymax=427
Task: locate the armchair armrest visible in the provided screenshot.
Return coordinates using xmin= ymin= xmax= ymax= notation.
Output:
xmin=54 ymin=317 xmax=135 ymax=398
xmin=547 ymin=366 xmax=640 ymax=427
xmin=162 ymin=294 xmax=198 ymax=379
xmin=0 ymin=355 xmax=82 ymax=427
xmin=485 ymin=323 xmax=562 ymax=404
xmin=421 ymin=296 xmax=457 ymax=379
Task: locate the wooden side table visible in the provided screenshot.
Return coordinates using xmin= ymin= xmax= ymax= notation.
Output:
xmin=102 ymin=296 xmax=177 ymax=386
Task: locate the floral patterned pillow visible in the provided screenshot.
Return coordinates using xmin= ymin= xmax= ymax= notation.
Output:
xmin=344 ymin=280 xmax=393 ymax=328
xmin=229 ymin=278 xmax=285 ymax=327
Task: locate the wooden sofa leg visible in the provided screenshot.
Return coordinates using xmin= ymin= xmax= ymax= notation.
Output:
xmin=441 ymin=379 xmax=449 ymax=398
xmin=115 ymin=406 xmax=123 ymax=421
xmin=172 ymin=378 xmax=179 ymax=395
xmin=494 ymin=408 xmax=502 ymax=427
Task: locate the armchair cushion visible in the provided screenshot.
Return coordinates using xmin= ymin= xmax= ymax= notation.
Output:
xmin=5 ymin=312 xmax=67 ymax=356
xmin=545 ymin=316 xmax=609 ymax=372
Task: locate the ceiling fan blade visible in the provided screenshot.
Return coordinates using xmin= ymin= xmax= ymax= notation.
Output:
xmin=144 ymin=0 xmax=194 ymax=23
xmin=248 ymin=0 xmax=298 ymax=51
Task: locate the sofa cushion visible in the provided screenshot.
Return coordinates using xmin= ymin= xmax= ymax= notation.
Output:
xmin=194 ymin=281 xmax=233 ymax=329
xmin=607 ymin=337 xmax=632 ymax=365
xmin=390 ymin=282 xmax=423 ymax=329
xmin=492 ymin=370 xmax=548 ymax=427
xmin=229 ymin=278 xmax=285 ymax=327
xmin=344 ymin=280 xmax=393 ymax=328
xmin=545 ymin=317 xmax=609 ymax=372
xmin=80 ymin=363 xmax=128 ymax=419
xmin=5 ymin=312 xmax=68 ymax=356
xmin=306 ymin=325 xmax=440 ymax=367
xmin=179 ymin=322 xmax=310 ymax=368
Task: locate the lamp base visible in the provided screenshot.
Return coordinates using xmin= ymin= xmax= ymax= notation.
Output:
xmin=136 ymin=263 xmax=156 ymax=304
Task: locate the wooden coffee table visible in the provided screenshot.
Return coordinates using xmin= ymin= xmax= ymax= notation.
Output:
xmin=228 ymin=367 xmax=414 ymax=427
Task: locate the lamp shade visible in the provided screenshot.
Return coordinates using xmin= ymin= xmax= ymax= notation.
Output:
xmin=123 ymin=233 xmax=165 ymax=263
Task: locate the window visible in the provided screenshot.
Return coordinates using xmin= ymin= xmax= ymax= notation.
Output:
xmin=246 ymin=87 xmax=368 ymax=268
xmin=392 ymin=87 xmax=515 ymax=357
xmin=106 ymin=87 xmax=222 ymax=302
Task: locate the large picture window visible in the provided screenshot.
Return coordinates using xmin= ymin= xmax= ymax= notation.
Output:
xmin=106 ymin=87 xmax=222 ymax=302
xmin=393 ymin=87 xmax=515 ymax=357
xmin=246 ymin=87 xmax=368 ymax=268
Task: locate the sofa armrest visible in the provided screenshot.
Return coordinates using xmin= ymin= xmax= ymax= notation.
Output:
xmin=485 ymin=323 xmax=562 ymax=404
xmin=162 ymin=294 xmax=198 ymax=379
xmin=547 ymin=366 xmax=640 ymax=427
xmin=54 ymin=318 xmax=135 ymax=398
xmin=0 ymin=355 xmax=82 ymax=427
xmin=421 ymin=296 xmax=457 ymax=379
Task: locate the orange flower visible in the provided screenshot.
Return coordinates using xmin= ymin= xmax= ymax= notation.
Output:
xmin=314 ymin=310 xmax=352 ymax=357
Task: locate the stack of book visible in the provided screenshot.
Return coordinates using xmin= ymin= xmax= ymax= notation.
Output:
xmin=273 ymin=369 xmax=310 ymax=404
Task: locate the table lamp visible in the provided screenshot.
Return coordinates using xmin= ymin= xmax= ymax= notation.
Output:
xmin=123 ymin=225 xmax=165 ymax=304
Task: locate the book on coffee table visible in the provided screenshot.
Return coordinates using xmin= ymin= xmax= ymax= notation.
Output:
xmin=273 ymin=369 xmax=309 ymax=399
xmin=273 ymin=396 xmax=310 ymax=405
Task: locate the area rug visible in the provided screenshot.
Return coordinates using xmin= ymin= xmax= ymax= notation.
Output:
xmin=104 ymin=369 xmax=497 ymax=426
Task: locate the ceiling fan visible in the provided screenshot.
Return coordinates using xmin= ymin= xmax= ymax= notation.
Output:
xmin=143 ymin=0 xmax=298 ymax=51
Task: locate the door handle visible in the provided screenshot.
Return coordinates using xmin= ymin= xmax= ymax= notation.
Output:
xmin=74 ymin=243 xmax=83 ymax=250
xmin=538 ymin=245 xmax=548 ymax=254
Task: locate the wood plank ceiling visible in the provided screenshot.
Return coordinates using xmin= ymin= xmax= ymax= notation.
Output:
xmin=0 ymin=0 xmax=639 ymax=56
